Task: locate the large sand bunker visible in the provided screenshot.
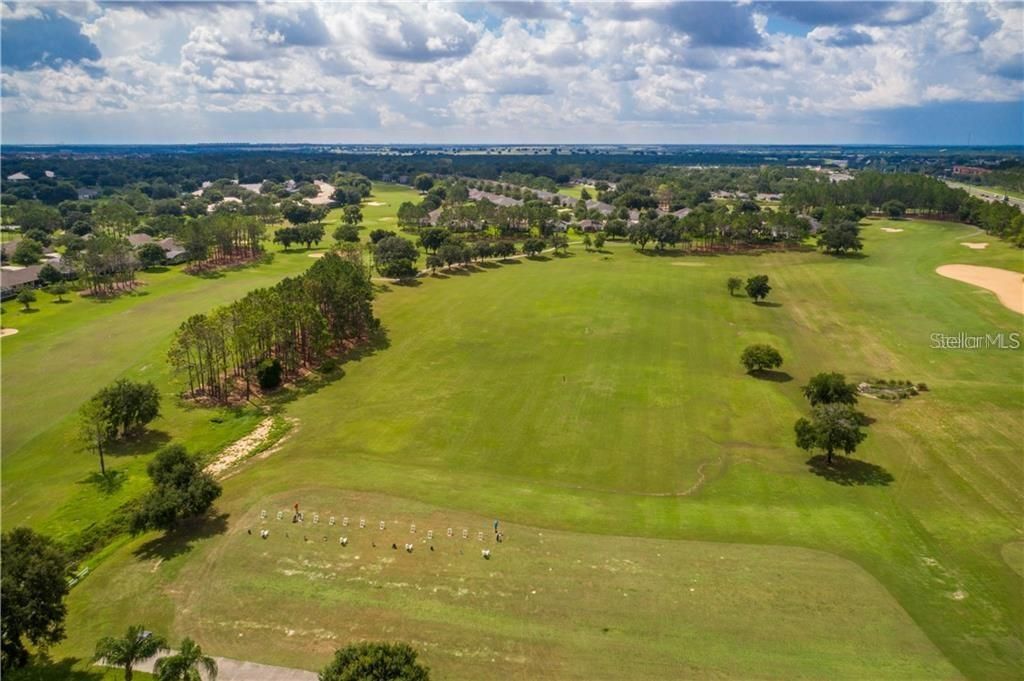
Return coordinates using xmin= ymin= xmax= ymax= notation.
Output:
xmin=0 ymin=328 xmax=19 ymax=338
xmin=936 ymin=265 xmax=1024 ymax=314
xmin=881 ymin=227 xmax=904 ymax=233
xmin=960 ymin=242 xmax=989 ymax=250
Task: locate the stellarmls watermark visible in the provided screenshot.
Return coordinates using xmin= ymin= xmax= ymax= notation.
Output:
xmin=930 ymin=332 xmax=1021 ymax=350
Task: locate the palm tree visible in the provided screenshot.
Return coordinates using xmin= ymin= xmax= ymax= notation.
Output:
xmin=154 ymin=638 xmax=218 ymax=681
xmin=93 ymin=625 xmax=169 ymax=681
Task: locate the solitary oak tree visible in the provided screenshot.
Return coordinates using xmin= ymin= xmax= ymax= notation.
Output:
xmin=745 ymin=275 xmax=771 ymax=301
xmin=794 ymin=403 xmax=867 ymax=465
xmin=740 ymin=344 xmax=783 ymax=373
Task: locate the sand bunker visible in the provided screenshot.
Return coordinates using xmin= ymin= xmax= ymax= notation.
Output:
xmin=307 ymin=252 xmax=325 ymax=258
xmin=960 ymin=242 xmax=989 ymax=250
xmin=0 ymin=328 xmax=19 ymax=338
xmin=880 ymin=227 xmax=904 ymax=233
xmin=936 ymin=265 xmax=1024 ymax=314
xmin=364 ymin=201 xmax=386 ymax=206
xmin=671 ymin=262 xmax=708 ymax=267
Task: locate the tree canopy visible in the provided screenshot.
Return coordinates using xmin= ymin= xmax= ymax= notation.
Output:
xmin=744 ymin=275 xmax=771 ymax=301
xmin=802 ymin=372 xmax=859 ymax=406
xmin=1 ymin=527 xmax=69 ymax=670
xmin=130 ymin=445 xmax=222 ymax=534
xmin=374 ymin=236 xmax=419 ymax=279
xmin=740 ymin=344 xmax=783 ymax=373
xmin=319 ymin=642 xmax=430 ymax=681
xmin=794 ymin=403 xmax=867 ymax=465
xmin=94 ymin=625 xmax=169 ymax=681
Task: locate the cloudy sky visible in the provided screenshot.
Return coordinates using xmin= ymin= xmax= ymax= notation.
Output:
xmin=1 ymin=1 xmax=1022 ymax=145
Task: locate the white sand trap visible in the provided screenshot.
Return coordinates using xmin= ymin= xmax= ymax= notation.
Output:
xmin=364 ymin=201 xmax=386 ymax=206
xmin=0 ymin=328 xmax=19 ymax=338
xmin=960 ymin=242 xmax=989 ymax=250
xmin=308 ymin=252 xmax=325 ymax=259
xmin=880 ymin=227 xmax=904 ymax=233
xmin=671 ymin=262 xmax=708 ymax=267
xmin=936 ymin=264 xmax=1024 ymax=314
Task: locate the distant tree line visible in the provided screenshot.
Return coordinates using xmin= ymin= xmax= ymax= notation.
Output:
xmin=783 ymin=171 xmax=1024 ymax=245
xmin=168 ymin=253 xmax=375 ymax=400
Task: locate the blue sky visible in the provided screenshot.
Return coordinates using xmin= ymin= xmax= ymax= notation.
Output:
xmin=1 ymin=1 xmax=1021 ymax=145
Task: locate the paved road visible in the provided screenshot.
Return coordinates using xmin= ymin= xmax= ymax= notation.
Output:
xmin=103 ymin=653 xmax=318 ymax=681
xmin=945 ymin=181 xmax=1024 ymax=210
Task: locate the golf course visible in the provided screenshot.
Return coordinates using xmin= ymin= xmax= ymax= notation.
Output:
xmin=2 ymin=207 xmax=1022 ymax=679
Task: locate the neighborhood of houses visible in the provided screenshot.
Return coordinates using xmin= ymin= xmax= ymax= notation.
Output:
xmin=0 ymin=232 xmax=187 ymax=301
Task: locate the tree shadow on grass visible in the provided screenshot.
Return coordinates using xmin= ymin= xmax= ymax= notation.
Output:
xmin=478 ymin=261 xmax=501 ymax=269
xmin=553 ymin=251 xmax=574 ymax=258
xmin=427 ymin=272 xmax=450 ymax=279
xmin=133 ymin=512 xmax=230 ymax=562
xmin=748 ymin=369 xmax=793 ymax=383
xmin=392 ymin=278 xmax=421 ymax=287
xmin=827 ymin=252 xmax=869 ymax=260
xmin=80 ymin=469 xmax=127 ymax=495
xmin=806 ymin=455 xmax=894 ymax=486
xmin=498 ymin=258 xmax=522 ymax=265
xmin=262 ymin=326 xmax=391 ymax=409
xmin=189 ymin=269 xmax=226 ymax=279
xmin=105 ymin=429 xmax=172 ymax=458
xmin=753 ymin=301 xmax=782 ymax=308
xmin=636 ymin=248 xmax=688 ymax=257
xmin=526 ymin=255 xmax=551 ymax=262
xmin=8 ymin=654 xmax=105 ymax=681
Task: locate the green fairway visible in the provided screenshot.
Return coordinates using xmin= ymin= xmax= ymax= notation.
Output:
xmin=5 ymin=217 xmax=1023 ymax=679
xmin=0 ymin=244 xmax=319 ymax=539
xmin=558 ymin=184 xmax=596 ymax=200
xmin=322 ymin=182 xmax=421 ymax=239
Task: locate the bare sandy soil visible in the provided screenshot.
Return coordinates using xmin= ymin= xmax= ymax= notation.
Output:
xmin=206 ymin=417 xmax=276 ymax=477
xmin=936 ymin=264 xmax=1024 ymax=314
xmin=960 ymin=242 xmax=990 ymax=250
xmin=306 ymin=181 xmax=335 ymax=206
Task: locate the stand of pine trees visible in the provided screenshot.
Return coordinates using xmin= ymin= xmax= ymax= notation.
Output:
xmin=168 ymin=252 xmax=374 ymax=401
xmin=180 ymin=212 xmax=267 ymax=271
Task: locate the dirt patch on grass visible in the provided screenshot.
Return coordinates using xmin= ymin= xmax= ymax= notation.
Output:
xmin=206 ymin=417 xmax=276 ymax=477
xmin=960 ymin=242 xmax=989 ymax=250
xmin=936 ymin=264 xmax=1024 ymax=314
xmin=880 ymin=228 xmax=904 ymax=233
xmin=306 ymin=181 xmax=335 ymax=206
xmin=0 ymin=328 xmax=19 ymax=338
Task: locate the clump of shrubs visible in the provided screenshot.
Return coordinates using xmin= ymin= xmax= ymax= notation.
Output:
xmin=860 ymin=378 xmax=924 ymax=401
xmin=256 ymin=358 xmax=283 ymax=390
